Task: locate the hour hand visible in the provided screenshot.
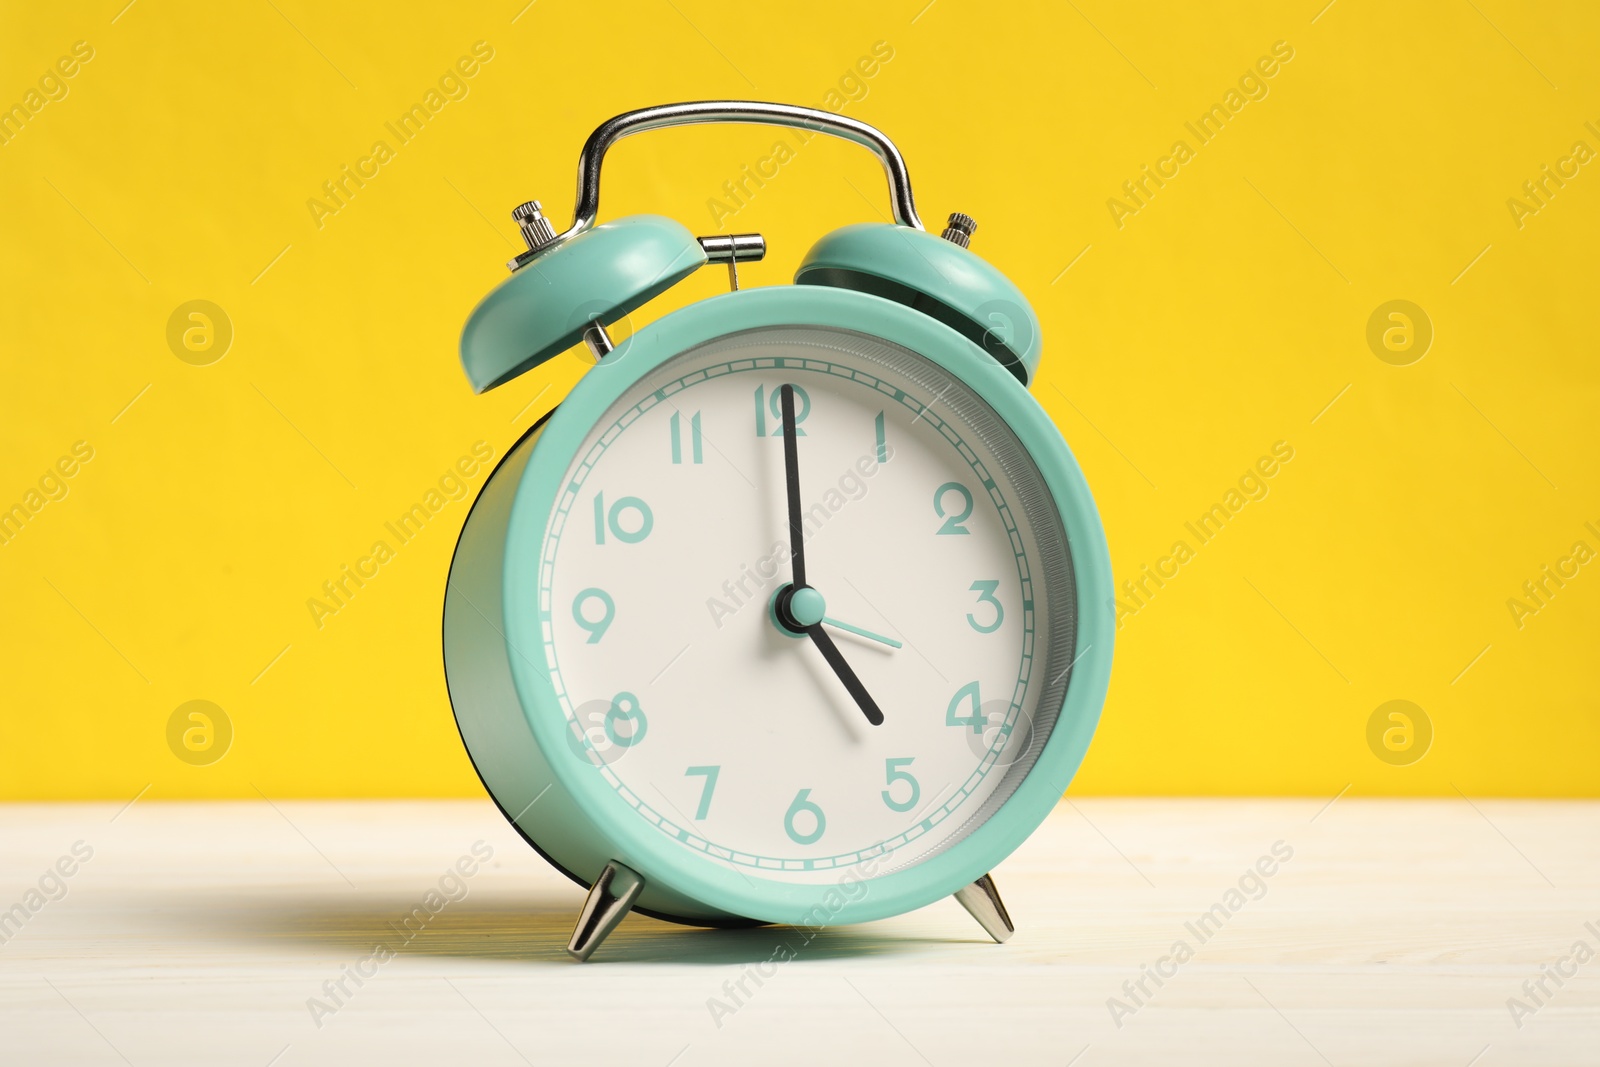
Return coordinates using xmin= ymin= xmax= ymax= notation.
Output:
xmin=776 ymin=584 xmax=885 ymax=727
xmin=805 ymin=623 xmax=885 ymax=727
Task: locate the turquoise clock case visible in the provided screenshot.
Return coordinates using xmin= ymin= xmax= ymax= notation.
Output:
xmin=443 ymin=283 xmax=1114 ymax=927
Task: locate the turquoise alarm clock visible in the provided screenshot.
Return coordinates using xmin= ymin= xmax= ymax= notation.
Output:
xmin=444 ymin=102 xmax=1113 ymax=960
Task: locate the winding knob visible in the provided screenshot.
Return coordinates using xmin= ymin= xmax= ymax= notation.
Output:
xmin=513 ymin=200 xmax=558 ymax=253
xmin=940 ymin=212 xmax=977 ymax=249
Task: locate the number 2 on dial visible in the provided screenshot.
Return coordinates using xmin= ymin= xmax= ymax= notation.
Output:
xmin=934 ymin=482 xmax=974 ymax=535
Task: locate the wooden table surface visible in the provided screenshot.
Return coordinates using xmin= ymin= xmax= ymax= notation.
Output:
xmin=1 ymin=797 xmax=1594 ymax=1066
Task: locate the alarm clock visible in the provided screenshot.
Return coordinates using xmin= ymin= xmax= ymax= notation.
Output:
xmin=443 ymin=101 xmax=1113 ymax=961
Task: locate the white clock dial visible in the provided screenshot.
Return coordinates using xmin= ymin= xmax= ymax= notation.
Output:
xmin=539 ymin=326 xmax=1076 ymax=884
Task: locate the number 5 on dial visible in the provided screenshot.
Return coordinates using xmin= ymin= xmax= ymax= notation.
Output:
xmin=882 ymin=757 xmax=921 ymax=813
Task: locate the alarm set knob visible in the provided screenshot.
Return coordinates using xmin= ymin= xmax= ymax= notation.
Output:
xmin=512 ymin=200 xmax=558 ymax=256
xmin=941 ymin=211 xmax=977 ymax=248
xmin=696 ymin=232 xmax=766 ymax=291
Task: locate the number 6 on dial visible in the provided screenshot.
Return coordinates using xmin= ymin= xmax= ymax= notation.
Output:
xmin=784 ymin=788 xmax=826 ymax=845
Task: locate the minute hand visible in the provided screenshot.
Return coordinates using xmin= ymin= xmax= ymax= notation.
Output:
xmin=779 ymin=384 xmax=884 ymax=727
xmin=780 ymin=383 xmax=808 ymax=588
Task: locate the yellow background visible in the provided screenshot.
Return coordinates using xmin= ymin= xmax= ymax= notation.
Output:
xmin=2 ymin=0 xmax=1595 ymax=800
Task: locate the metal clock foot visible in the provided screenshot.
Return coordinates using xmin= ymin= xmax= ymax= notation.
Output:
xmin=953 ymin=873 xmax=1014 ymax=943
xmin=567 ymin=861 xmax=645 ymax=961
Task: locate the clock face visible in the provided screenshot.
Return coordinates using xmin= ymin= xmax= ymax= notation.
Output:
xmin=537 ymin=325 xmax=1077 ymax=885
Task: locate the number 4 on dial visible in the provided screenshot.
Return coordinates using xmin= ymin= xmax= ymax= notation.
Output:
xmin=946 ymin=681 xmax=985 ymax=733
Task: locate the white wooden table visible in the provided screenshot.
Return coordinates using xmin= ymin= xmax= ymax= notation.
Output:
xmin=1 ymin=798 xmax=1594 ymax=1065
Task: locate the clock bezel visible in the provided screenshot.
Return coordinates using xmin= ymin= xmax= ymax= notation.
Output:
xmin=501 ymin=285 xmax=1113 ymax=926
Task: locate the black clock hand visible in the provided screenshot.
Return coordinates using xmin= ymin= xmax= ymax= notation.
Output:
xmin=805 ymin=622 xmax=885 ymax=726
xmin=780 ymin=383 xmax=807 ymax=589
xmin=778 ymin=383 xmax=884 ymax=727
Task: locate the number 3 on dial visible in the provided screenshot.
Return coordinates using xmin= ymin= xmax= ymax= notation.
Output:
xmin=967 ymin=580 xmax=1004 ymax=633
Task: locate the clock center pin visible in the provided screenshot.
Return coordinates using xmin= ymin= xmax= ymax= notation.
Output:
xmin=772 ymin=583 xmax=826 ymax=634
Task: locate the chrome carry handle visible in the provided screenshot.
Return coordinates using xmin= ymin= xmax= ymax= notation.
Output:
xmin=509 ymin=101 xmax=925 ymax=269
